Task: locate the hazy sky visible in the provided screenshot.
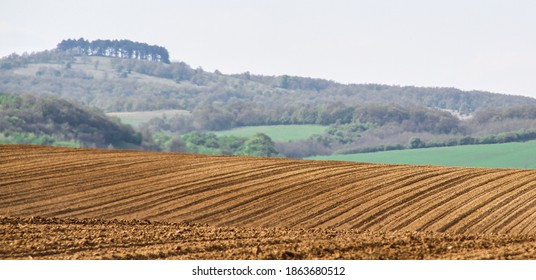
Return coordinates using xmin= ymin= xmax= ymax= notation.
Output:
xmin=2 ymin=0 xmax=536 ymax=98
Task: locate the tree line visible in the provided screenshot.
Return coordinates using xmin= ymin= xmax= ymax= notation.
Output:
xmin=149 ymin=102 xmax=460 ymax=134
xmin=57 ymin=38 xmax=170 ymax=63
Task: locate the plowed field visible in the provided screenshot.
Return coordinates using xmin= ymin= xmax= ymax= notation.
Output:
xmin=2 ymin=144 xmax=536 ymax=259
xmin=3 ymin=216 xmax=536 ymax=260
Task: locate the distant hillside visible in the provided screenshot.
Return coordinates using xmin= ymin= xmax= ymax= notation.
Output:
xmin=1 ymin=47 xmax=535 ymax=115
xmin=3 ymin=44 xmax=536 ymax=158
xmin=0 ymin=92 xmax=142 ymax=148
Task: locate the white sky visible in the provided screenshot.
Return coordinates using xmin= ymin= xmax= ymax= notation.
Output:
xmin=2 ymin=0 xmax=536 ymax=98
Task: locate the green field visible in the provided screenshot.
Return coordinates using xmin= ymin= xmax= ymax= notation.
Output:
xmin=213 ymin=125 xmax=328 ymax=142
xmin=106 ymin=110 xmax=190 ymax=126
xmin=309 ymin=141 xmax=536 ymax=169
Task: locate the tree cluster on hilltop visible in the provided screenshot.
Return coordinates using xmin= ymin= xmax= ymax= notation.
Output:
xmin=57 ymin=38 xmax=170 ymax=63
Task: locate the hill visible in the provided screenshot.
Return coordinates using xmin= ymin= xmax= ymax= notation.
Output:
xmin=1 ymin=47 xmax=534 ymax=115
xmin=0 ymin=93 xmax=142 ymax=148
xmin=2 ymin=43 xmax=536 ymax=159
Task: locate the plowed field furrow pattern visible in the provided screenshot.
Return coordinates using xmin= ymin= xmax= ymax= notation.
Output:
xmin=4 ymin=216 xmax=536 ymax=260
xmin=2 ymin=144 xmax=536 ymax=234
xmin=390 ymin=169 xmax=513 ymax=232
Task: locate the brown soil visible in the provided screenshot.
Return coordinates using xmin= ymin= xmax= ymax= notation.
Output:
xmin=3 ymin=216 xmax=536 ymax=260
xmin=2 ymin=144 xmax=536 ymax=259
